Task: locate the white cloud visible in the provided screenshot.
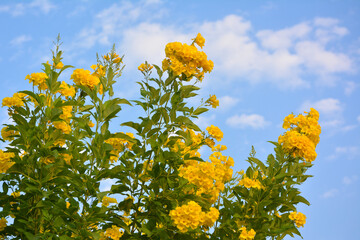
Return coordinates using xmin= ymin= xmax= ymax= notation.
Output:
xmin=217 ymin=96 xmax=240 ymax=111
xmin=257 ymin=23 xmax=311 ymax=50
xmin=314 ymin=17 xmax=339 ymax=27
xmin=299 ymin=98 xmax=342 ymax=116
xmin=322 ymin=188 xmax=338 ymax=199
xmin=10 ymin=35 xmax=32 ymax=46
xmin=0 ymin=0 xmax=55 ymax=16
xmin=357 ymin=116 xmax=360 ymax=123
xmin=226 ymin=114 xmax=270 ymax=129
xmin=343 ymin=175 xmax=358 ymax=185
xmin=121 ymin=23 xmax=188 ymax=67
xmin=295 ymin=41 xmax=352 ymax=80
xmin=29 ymin=0 xmax=56 ymax=14
xmin=335 ymin=146 xmax=359 ymax=157
xmin=0 ymin=5 xmax=10 ymax=12
xmin=69 ymin=4 xmax=353 ymax=89
xmin=328 ymin=146 xmax=360 ymax=160
xmin=344 ymin=81 xmax=357 ymax=96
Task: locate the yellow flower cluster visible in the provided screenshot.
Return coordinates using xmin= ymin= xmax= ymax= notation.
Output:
xmin=238 ymin=177 xmax=263 ymax=189
xmin=58 ymin=81 xmax=75 ymax=98
xmin=53 ymin=121 xmax=71 ymax=134
xmin=0 ymin=218 xmax=7 ymax=232
xmin=179 ymin=148 xmax=233 ymax=203
xmin=104 ymin=53 xmax=122 ymax=64
xmin=25 ymin=72 xmax=48 ymax=90
xmin=2 ymin=93 xmax=26 ymax=108
xmin=206 ymin=125 xmax=223 ymax=141
xmin=206 ymin=95 xmax=219 ymax=108
xmin=102 ymin=196 xmax=118 ymax=207
xmin=91 ymin=64 xmax=106 ymax=78
xmin=60 ymin=105 xmax=72 ymax=122
xmin=289 ymin=212 xmax=306 ymax=228
xmin=11 ymin=191 xmax=20 ymax=198
xmin=105 ymin=133 xmax=134 ymax=163
xmin=71 ymin=69 xmax=100 ymax=90
xmin=239 ymin=227 xmax=256 ymax=240
xmin=47 ymin=60 xmax=64 ymax=69
xmin=138 ymin=63 xmax=153 ymax=73
xmin=192 ymin=33 xmax=205 ymax=49
xmin=88 ymin=121 xmax=95 ymax=128
xmin=278 ymin=108 xmax=321 ymax=162
xmin=1 ymin=127 xmax=18 ymax=141
xmin=100 ymin=225 xmax=124 ymax=240
xmin=61 ymin=153 xmax=72 ymax=165
xmin=162 ymin=35 xmax=214 ymax=80
xmin=169 ymin=201 xmax=219 ymax=233
xmin=0 ymin=150 xmax=15 ymax=173
xmin=41 ymin=156 xmax=55 ymax=165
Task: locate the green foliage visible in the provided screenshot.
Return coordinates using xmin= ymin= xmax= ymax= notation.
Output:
xmin=0 ymin=38 xmax=316 ymax=240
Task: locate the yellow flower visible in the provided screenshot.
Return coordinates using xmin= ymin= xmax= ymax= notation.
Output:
xmin=1 ymin=127 xmax=18 ymax=141
xmin=0 ymin=150 xmax=15 ymax=173
xmin=54 ymin=61 xmax=64 ymax=69
xmin=102 ymin=196 xmax=118 ymax=207
xmin=113 ymin=57 xmax=122 ymax=63
xmin=207 ymin=95 xmax=219 ymax=108
xmin=104 ymin=225 xmax=124 ymax=240
xmin=61 ymin=153 xmax=72 ymax=165
xmin=88 ymin=121 xmax=95 ymax=128
xmin=279 ymin=109 xmax=321 ymax=162
xmin=58 ymin=81 xmax=75 ymax=98
xmin=238 ymin=177 xmax=263 ymax=189
xmin=0 ymin=218 xmax=7 ymax=232
xmin=71 ymin=68 xmax=100 ymax=89
xmin=66 ymin=201 xmax=70 ymax=209
xmin=163 ymin=38 xmax=214 ymax=81
xmin=53 ymin=121 xmax=71 ymax=134
xmin=193 ymin=33 xmax=205 ymax=49
xmin=206 ymin=125 xmax=223 ymax=141
xmin=11 ymin=191 xmax=20 ymax=198
xmin=169 ymin=201 xmax=219 ymax=233
xmin=239 ymin=228 xmax=256 ymax=240
xmin=138 ymin=63 xmax=153 ymax=73
xmin=25 ymin=72 xmax=48 ymax=90
xmin=2 ymin=93 xmax=26 ymax=108
xmin=289 ymin=212 xmax=306 ymax=227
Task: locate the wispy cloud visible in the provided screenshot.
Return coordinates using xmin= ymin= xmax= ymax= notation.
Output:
xmin=10 ymin=35 xmax=32 ymax=46
xmin=328 ymin=146 xmax=360 ymax=160
xmin=299 ymin=98 xmax=342 ymax=116
xmin=344 ymin=81 xmax=357 ymax=96
xmin=226 ymin=114 xmax=270 ymax=129
xmin=217 ymin=96 xmax=240 ymax=111
xmin=321 ymin=188 xmax=338 ymax=199
xmin=0 ymin=0 xmax=55 ymax=16
xmin=343 ymin=175 xmax=358 ymax=185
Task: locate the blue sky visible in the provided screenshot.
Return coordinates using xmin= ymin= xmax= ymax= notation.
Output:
xmin=1 ymin=0 xmax=359 ymax=239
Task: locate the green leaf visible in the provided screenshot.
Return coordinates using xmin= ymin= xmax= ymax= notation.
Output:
xmin=193 ymin=107 xmax=208 ymax=115
xmin=175 ymin=116 xmax=200 ymax=131
xmin=293 ymin=195 xmax=310 ymax=206
xmin=121 ymin=121 xmax=141 ymax=132
xmin=248 ymin=157 xmax=267 ymax=174
xmin=110 ymin=184 xmax=129 ymax=194
xmin=160 ymin=92 xmax=171 ymax=105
